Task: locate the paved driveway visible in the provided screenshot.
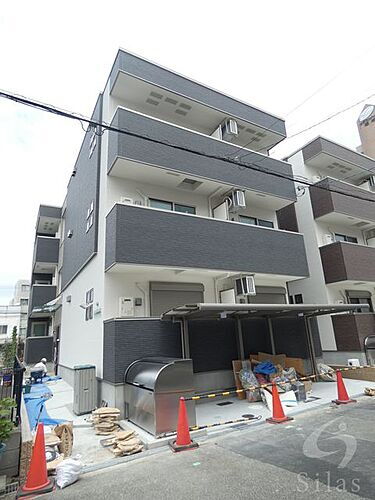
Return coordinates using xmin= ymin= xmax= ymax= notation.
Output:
xmin=46 ymin=397 xmax=375 ymax=499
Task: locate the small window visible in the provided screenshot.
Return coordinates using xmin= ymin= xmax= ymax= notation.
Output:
xmin=89 ymin=131 xmax=97 ymax=158
xmin=86 ymin=201 xmax=94 ymax=233
xmin=174 ymin=203 xmax=196 ymax=215
xmin=150 ymin=199 xmax=173 ymax=211
xmin=149 ymin=198 xmax=195 ymax=214
xmin=294 ymin=294 xmax=303 ymax=304
xmin=21 ymin=284 xmax=29 ymax=292
xmin=20 ymin=298 xmax=28 ymax=306
xmin=335 ymin=233 xmax=358 ymax=244
xmin=348 ymin=297 xmax=373 ymax=313
xmin=85 ymin=288 xmax=94 ymax=321
xmin=239 ymin=215 xmax=274 ymax=228
xmin=0 ymin=325 xmax=7 ymax=335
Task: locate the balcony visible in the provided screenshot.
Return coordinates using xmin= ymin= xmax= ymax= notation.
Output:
xmin=108 ymin=108 xmax=296 ymax=210
xmin=109 ymin=50 xmax=286 ymax=152
xmin=105 ymin=204 xmax=309 ymax=279
xmin=36 ymin=204 xmax=61 ymax=236
xmin=302 ymin=137 xmax=375 ymax=184
xmin=332 ymin=313 xmax=375 ymax=351
xmin=310 ymin=177 xmax=375 ymax=229
xmin=33 ymin=236 xmax=60 ymax=273
xmin=29 ymin=285 xmax=57 ymax=315
xmin=320 ymin=241 xmax=375 ymax=284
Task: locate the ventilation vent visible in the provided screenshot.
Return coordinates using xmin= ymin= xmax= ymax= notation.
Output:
xmin=165 ymin=97 xmax=178 ymax=105
xmin=246 ymin=128 xmax=256 ymax=134
xmin=177 ymin=178 xmax=203 ymax=191
xmin=353 ymin=221 xmax=370 ymax=228
xmin=175 ymin=109 xmax=187 ymax=116
xmin=179 ymin=103 xmax=191 ymax=111
xmin=146 ymin=98 xmax=159 ymax=106
xmin=150 ymin=91 xmax=163 ymax=99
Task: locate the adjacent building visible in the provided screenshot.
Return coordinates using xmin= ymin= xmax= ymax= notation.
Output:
xmin=0 ymin=279 xmax=30 ymax=343
xmin=26 ymin=50 xmax=311 ymax=406
xmin=286 ymin=137 xmax=375 ymax=364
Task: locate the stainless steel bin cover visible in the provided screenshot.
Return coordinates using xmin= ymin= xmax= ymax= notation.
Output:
xmin=365 ymin=335 xmax=375 ymax=349
xmin=124 ymin=357 xmax=194 ymax=393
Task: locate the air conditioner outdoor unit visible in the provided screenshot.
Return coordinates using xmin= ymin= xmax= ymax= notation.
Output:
xmin=235 ymin=276 xmax=256 ymax=296
xmin=323 ymin=233 xmax=334 ymax=245
xmin=221 ymin=119 xmax=239 ymax=142
xmin=229 ymin=190 xmax=246 ymax=212
xmin=119 ymin=297 xmax=135 ymax=317
xmin=120 ymin=197 xmax=134 ymax=205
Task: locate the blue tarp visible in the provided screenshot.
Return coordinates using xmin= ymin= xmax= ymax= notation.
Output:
xmin=24 ymin=382 xmax=65 ymax=429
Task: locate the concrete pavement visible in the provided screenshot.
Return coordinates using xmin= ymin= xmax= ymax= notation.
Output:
xmin=45 ymin=396 xmax=375 ymax=499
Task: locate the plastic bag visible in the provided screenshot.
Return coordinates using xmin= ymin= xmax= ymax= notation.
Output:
xmin=317 ymin=363 xmax=336 ymax=382
xmin=239 ymin=367 xmax=261 ymax=402
xmin=56 ymin=456 xmax=83 ymax=489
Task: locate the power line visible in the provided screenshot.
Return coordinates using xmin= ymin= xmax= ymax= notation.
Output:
xmin=228 ymin=46 xmax=375 ymax=159
xmin=1 ymin=90 xmax=375 ymax=204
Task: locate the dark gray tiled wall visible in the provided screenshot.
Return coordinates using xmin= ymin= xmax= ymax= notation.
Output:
xmin=108 ymin=108 xmax=295 ymax=201
xmin=61 ymin=95 xmax=103 ymax=290
xmin=109 ymin=50 xmax=286 ymax=136
xmin=106 ymin=204 xmax=309 ymax=278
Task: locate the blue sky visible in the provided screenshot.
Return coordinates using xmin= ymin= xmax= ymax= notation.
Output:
xmin=1 ymin=0 xmax=375 ymax=302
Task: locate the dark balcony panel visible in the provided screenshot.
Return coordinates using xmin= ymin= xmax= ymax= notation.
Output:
xmin=105 ymin=204 xmax=309 ymax=278
xmin=303 ymin=137 xmax=375 ymax=173
xmin=29 ymin=285 xmax=57 ymax=312
xmin=276 ymin=203 xmax=299 ymax=233
xmin=38 ymin=205 xmax=62 ymax=220
xmin=110 ymin=50 xmax=286 ymax=137
xmin=332 ymin=313 xmax=375 ymax=351
xmin=320 ymin=242 xmax=375 ymax=284
xmin=108 ymin=108 xmax=296 ymax=202
xmin=34 ymin=237 xmax=60 ymax=264
xmin=310 ymin=178 xmax=375 ymax=222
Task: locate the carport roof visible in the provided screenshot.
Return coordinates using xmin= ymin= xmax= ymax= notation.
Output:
xmin=161 ymin=303 xmax=363 ymax=321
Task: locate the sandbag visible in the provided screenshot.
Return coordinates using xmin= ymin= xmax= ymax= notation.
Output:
xmin=56 ymin=456 xmax=83 ymax=489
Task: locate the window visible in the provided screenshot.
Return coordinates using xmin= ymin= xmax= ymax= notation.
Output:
xmin=86 ymin=201 xmax=94 ymax=233
xmin=346 ymin=291 xmax=373 ymax=313
xmin=239 ymin=215 xmax=274 ymax=228
xmin=20 ymin=298 xmax=28 ymax=306
xmin=89 ymin=131 xmax=97 ymax=158
xmin=0 ymin=325 xmax=7 ymax=335
xmin=294 ymin=294 xmax=303 ymax=304
xmin=21 ymin=284 xmax=29 ymax=292
xmin=31 ymin=322 xmax=47 ymax=337
xmin=85 ymin=288 xmax=94 ymax=321
xmin=149 ymin=198 xmax=196 ymax=215
xmin=335 ymin=233 xmax=358 ymax=244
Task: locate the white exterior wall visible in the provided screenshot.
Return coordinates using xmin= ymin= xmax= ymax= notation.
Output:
xmin=0 ymin=308 xmax=20 ymax=344
xmin=287 ymin=150 xmax=337 ymax=351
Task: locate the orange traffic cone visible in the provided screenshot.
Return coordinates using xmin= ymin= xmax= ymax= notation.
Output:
xmin=17 ymin=423 xmax=55 ymax=497
xmin=332 ymin=370 xmax=357 ymax=405
xmin=169 ymin=397 xmax=198 ymax=452
xmin=266 ymin=383 xmax=294 ymax=424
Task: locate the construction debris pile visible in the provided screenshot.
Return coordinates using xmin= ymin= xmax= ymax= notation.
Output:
xmin=92 ymin=407 xmax=121 ymax=435
xmin=105 ymin=430 xmax=143 ymax=457
xmin=91 ymin=407 xmax=144 ymax=457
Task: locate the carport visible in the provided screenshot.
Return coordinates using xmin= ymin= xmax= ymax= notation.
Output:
xmin=162 ymin=303 xmax=362 ymax=376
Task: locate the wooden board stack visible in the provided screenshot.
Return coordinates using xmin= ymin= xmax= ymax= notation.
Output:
xmin=92 ymin=407 xmax=121 ymax=435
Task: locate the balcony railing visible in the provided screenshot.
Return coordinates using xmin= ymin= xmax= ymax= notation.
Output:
xmin=310 ymin=177 xmax=375 ymax=223
xmin=107 ymin=107 xmax=296 ymax=206
xmin=105 ymin=204 xmax=309 ymax=279
xmin=320 ymin=241 xmax=375 ymax=283
xmin=332 ymin=313 xmax=375 ymax=351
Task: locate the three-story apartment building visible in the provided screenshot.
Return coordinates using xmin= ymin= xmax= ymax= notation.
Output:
xmin=286 ymin=137 xmax=375 ymax=364
xmin=26 ymin=50 xmax=310 ymax=406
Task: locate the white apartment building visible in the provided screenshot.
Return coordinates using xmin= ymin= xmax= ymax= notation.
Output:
xmin=0 ymin=279 xmax=30 ymax=343
xmin=286 ymin=137 xmax=375 ymax=364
